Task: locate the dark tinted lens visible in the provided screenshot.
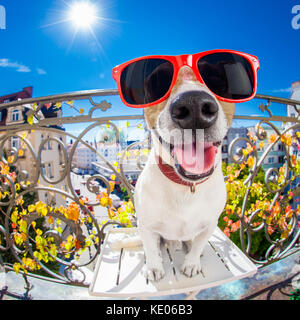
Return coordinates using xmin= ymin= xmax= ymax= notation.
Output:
xmin=120 ymin=59 xmax=174 ymax=105
xmin=197 ymin=52 xmax=254 ymax=100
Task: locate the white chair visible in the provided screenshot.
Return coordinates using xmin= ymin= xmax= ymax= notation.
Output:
xmin=89 ymin=227 xmax=257 ymax=300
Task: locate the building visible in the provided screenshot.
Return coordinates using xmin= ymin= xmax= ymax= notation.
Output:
xmin=92 ymin=161 xmax=141 ymax=186
xmin=91 ymin=142 xmax=142 ymax=184
xmin=0 ymin=87 xmax=33 ymax=126
xmin=221 ymin=127 xmax=249 ymax=163
xmin=0 ymin=87 xmax=66 ymax=207
xmin=245 ymin=125 xmax=285 ymax=170
xmin=285 ymin=81 xmax=300 ymax=207
xmin=97 ymin=142 xmax=122 ymax=164
xmin=286 ymin=81 xmax=300 ymax=158
xmin=71 ymin=142 xmax=98 ymax=174
xmin=287 ymin=81 xmax=300 ymax=126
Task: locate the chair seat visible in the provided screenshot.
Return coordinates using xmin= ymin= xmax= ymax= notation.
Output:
xmin=89 ymin=227 xmax=257 ymax=298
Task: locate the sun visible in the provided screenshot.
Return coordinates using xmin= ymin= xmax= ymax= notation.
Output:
xmin=41 ymin=0 xmax=121 ymax=54
xmin=69 ymin=2 xmax=98 ymax=29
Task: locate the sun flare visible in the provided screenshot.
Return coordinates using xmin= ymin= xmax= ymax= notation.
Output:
xmin=69 ymin=2 xmax=98 ymax=29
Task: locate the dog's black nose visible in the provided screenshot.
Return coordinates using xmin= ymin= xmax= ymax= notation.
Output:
xmin=170 ymin=91 xmax=218 ymax=129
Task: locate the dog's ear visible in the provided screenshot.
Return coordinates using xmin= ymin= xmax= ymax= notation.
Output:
xmin=219 ymin=101 xmax=235 ymax=127
xmin=144 ymin=101 xmax=167 ymax=130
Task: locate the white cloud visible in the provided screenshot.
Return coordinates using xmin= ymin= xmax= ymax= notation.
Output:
xmin=37 ymin=68 xmax=47 ymax=75
xmin=272 ymin=87 xmax=292 ymax=93
xmin=0 ymin=58 xmax=31 ymax=72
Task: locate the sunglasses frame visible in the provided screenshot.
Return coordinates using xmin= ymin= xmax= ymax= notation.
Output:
xmin=113 ymin=49 xmax=260 ymax=108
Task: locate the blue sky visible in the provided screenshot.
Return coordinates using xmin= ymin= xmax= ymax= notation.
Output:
xmin=0 ymin=0 xmax=299 ymax=133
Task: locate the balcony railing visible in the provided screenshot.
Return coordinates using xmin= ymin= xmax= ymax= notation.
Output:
xmin=0 ymin=89 xmax=299 ymax=296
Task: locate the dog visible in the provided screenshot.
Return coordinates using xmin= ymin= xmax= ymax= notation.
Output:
xmin=113 ymin=51 xmax=259 ymax=281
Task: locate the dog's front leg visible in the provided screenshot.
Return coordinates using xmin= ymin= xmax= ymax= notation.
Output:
xmin=181 ymin=227 xmax=213 ymax=278
xmin=139 ymin=226 xmax=165 ymax=281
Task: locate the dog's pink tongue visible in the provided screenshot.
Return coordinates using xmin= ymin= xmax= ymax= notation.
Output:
xmin=174 ymin=142 xmax=217 ymax=175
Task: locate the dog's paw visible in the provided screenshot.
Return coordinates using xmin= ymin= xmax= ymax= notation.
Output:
xmin=181 ymin=261 xmax=202 ymax=278
xmin=144 ymin=267 xmax=165 ymax=282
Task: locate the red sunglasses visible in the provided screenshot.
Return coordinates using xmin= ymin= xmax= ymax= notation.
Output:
xmin=113 ymin=49 xmax=260 ymax=108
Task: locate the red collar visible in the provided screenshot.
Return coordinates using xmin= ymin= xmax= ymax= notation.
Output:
xmin=156 ymin=156 xmax=208 ymax=191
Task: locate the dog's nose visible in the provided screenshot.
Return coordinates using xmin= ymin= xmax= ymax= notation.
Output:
xmin=170 ymin=91 xmax=218 ymax=129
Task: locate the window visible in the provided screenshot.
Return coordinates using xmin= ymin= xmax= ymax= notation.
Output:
xmin=48 ymin=163 xmax=54 ymax=179
xmin=58 ymin=137 xmax=63 ymax=150
xmin=41 ymin=163 xmax=46 ymax=175
xmin=41 ymin=135 xmax=46 ymax=150
xmin=45 ymin=192 xmax=49 ymax=205
xmin=278 ymin=156 xmax=285 ymax=164
xmin=11 ymin=137 xmax=19 ymax=149
xmin=12 ymin=110 xmax=19 ymax=121
xmin=268 ymin=157 xmax=275 ymax=164
xmin=47 ymin=135 xmax=51 ymax=150
xmin=222 ymin=145 xmax=228 ymax=153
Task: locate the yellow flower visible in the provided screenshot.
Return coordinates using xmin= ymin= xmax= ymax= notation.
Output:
xmin=281 ymin=134 xmax=292 ymax=146
xmin=259 ymin=141 xmax=264 ymax=150
xmin=0 ymin=163 xmax=10 ymax=175
xmin=67 ymin=100 xmax=74 ymax=106
xmin=13 ymin=263 xmax=21 ymax=274
xmin=35 ymin=201 xmax=47 ymax=216
xmin=109 ymin=181 xmax=115 ymax=193
xmin=100 ymin=197 xmax=108 ymax=207
xmin=268 ymin=133 xmax=277 ymax=144
xmin=65 ymin=202 xmax=80 ymax=222
xmin=113 ymin=161 xmax=118 ymax=167
xmin=27 ymin=114 xmax=34 ymax=126
xmin=247 ymin=156 xmax=255 ymax=168
xmin=7 ymin=156 xmax=15 ymax=164
xmin=142 ymin=149 xmax=150 ymax=155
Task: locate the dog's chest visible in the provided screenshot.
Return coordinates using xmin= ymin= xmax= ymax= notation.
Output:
xmin=150 ymin=191 xmax=220 ymax=241
xmin=135 ymin=156 xmax=226 ymax=241
xmin=136 ymin=181 xmax=226 ymax=242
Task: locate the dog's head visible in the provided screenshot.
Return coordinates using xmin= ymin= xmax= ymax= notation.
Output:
xmin=113 ymin=50 xmax=259 ymax=184
xmin=144 ymin=65 xmax=235 ymax=183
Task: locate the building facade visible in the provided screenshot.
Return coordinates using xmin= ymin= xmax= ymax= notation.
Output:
xmin=221 ymin=127 xmax=249 ymax=163
xmin=0 ymin=87 xmax=66 ymax=208
xmin=286 ymin=80 xmax=300 ymax=158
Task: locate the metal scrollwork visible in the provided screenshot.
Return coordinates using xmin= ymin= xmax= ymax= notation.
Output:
xmin=0 ymin=89 xmax=299 ymax=289
xmin=229 ymin=108 xmax=300 ymax=265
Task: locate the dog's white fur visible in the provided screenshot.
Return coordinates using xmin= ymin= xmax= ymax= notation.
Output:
xmin=135 ymin=149 xmax=226 ymax=280
xmin=133 ymin=66 xmax=234 ymax=281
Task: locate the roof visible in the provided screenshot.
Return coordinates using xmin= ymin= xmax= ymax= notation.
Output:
xmin=292 ymin=81 xmax=300 ymax=90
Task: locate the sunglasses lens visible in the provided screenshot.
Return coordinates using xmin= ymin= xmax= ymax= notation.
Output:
xmin=197 ymin=52 xmax=255 ymax=100
xmin=120 ymin=58 xmax=174 ymax=105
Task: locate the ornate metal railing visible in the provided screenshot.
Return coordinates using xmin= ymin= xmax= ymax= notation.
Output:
xmin=0 ymin=89 xmax=299 ymax=291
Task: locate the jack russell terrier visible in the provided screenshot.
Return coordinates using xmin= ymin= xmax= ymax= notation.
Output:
xmin=113 ymin=50 xmax=259 ymax=281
